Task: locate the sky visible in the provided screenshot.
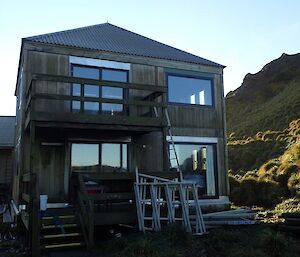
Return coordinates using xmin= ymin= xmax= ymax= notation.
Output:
xmin=0 ymin=0 xmax=299 ymax=116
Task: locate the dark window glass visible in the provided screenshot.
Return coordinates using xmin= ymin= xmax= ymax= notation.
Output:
xmin=170 ymin=143 xmax=216 ymax=196
xmin=71 ymin=144 xmax=99 ymax=172
xmin=73 ymin=66 xmax=99 ymax=80
xmin=168 ymin=75 xmax=212 ymax=106
xmin=102 ymin=69 xmax=127 ymax=82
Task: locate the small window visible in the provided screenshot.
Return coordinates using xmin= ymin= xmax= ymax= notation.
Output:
xmin=168 ymin=75 xmax=213 ymax=106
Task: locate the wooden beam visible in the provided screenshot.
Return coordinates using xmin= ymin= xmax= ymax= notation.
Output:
xmin=31 ymin=199 xmax=40 ymax=257
xmin=87 ymin=192 xmax=134 ymax=201
xmin=31 ymin=73 xmax=167 ymax=92
xmin=79 ymin=172 xmax=135 ymax=181
xmin=32 ymin=92 xmax=166 ymax=107
xmin=31 ymin=111 xmax=166 ymax=127
xmin=34 ymin=120 xmax=162 ymax=132
xmin=22 ymin=172 xmax=32 ymax=182
xmin=22 ymin=193 xmax=30 ymax=203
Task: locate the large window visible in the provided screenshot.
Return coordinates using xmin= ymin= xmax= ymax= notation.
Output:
xmin=170 ymin=143 xmax=217 ymax=197
xmin=168 ymin=75 xmax=213 ymax=106
xmin=71 ymin=143 xmax=128 ymax=172
xmin=71 ymin=65 xmax=128 ymax=114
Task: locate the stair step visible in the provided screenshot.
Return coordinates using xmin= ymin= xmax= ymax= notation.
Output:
xmin=41 ymin=232 xmax=81 ymax=239
xmin=42 ymin=215 xmax=75 ymax=220
xmin=43 ymin=242 xmax=83 ymax=250
xmin=42 ymin=223 xmax=78 ymax=229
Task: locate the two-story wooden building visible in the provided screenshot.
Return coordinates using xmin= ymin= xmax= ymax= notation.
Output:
xmin=14 ymin=23 xmax=229 ymax=253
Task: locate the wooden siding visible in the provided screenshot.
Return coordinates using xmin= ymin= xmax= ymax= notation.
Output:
xmin=0 ymin=149 xmax=13 ymax=186
xmin=17 ymin=46 xmax=228 ymax=202
xmin=132 ymin=132 xmax=164 ymax=173
xmin=34 ymin=140 xmax=66 ymax=201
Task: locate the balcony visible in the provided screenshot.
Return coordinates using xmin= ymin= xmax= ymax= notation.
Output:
xmin=25 ymin=74 xmax=167 ymax=131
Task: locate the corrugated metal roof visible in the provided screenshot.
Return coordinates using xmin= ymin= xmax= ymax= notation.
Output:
xmin=0 ymin=116 xmax=15 ymax=148
xmin=24 ymin=23 xmax=224 ymax=68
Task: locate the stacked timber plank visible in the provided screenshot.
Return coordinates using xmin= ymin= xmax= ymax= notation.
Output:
xmin=279 ymin=212 xmax=300 ymax=234
xmin=202 ymin=208 xmax=256 ymax=228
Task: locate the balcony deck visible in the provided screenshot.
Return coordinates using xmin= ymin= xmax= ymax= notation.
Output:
xmin=25 ymin=74 xmax=167 ymax=131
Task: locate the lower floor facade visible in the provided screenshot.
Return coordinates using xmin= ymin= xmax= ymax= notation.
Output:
xmin=15 ymin=125 xmax=229 ymax=208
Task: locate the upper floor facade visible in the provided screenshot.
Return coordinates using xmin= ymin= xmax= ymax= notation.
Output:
xmin=15 ymin=23 xmax=225 ymax=137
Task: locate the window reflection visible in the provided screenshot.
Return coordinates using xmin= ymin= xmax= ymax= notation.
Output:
xmin=102 ymin=69 xmax=127 ymax=82
xmin=84 ymin=85 xmax=99 ymax=113
xmin=73 ymin=66 xmax=99 ymax=79
xmin=71 ymin=66 xmax=127 ymax=114
xmin=170 ymin=143 xmax=216 ymax=196
xmin=71 ymin=143 xmax=128 ymax=173
xmin=168 ymin=75 xmax=213 ymax=106
xmin=71 ymin=144 xmax=99 ymax=172
xmin=102 ymin=144 xmax=120 ymax=171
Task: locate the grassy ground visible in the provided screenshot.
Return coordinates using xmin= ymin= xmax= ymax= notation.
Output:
xmin=97 ymin=224 xmax=300 ymax=257
xmin=1 ymin=223 xmax=300 ymax=257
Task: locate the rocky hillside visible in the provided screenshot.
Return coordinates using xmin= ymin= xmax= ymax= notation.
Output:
xmin=226 ymin=53 xmax=300 ymax=207
xmin=226 ymin=53 xmax=300 ymax=138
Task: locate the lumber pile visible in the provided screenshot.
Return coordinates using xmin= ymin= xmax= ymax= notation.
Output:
xmin=279 ymin=212 xmax=300 ymax=234
xmin=201 ymin=208 xmax=256 ymax=228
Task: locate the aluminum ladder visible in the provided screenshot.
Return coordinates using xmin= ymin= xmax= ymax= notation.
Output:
xmin=153 ymin=107 xmax=183 ymax=181
xmin=134 ymin=168 xmax=206 ymax=235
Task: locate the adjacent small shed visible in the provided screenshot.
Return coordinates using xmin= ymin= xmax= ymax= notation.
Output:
xmin=0 ymin=116 xmax=15 ymax=192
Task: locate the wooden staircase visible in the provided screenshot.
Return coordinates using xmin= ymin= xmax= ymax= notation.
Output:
xmin=40 ymin=207 xmax=85 ymax=251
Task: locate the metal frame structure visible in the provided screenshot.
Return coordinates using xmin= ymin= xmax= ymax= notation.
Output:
xmin=134 ymin=168 xmax=206 ymax=235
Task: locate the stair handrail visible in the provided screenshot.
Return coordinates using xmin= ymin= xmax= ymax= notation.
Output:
xmin=77 ymin=174 xmax=95 ymax=247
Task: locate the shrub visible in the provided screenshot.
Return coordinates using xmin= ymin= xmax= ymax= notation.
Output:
xmin=260 ymin=230 xmax=287 ymax=257
xmin=287 ymin=173 xmax=300 ymax=197
xmin=161 ymin=223 xmax=191 ymax=246
xmin=116 ymin=238 xmax=159 ymax=257
xmin=274 ymin=198 xmax=300 ymax=214
xmin=229 ymin=175 xmax=282 ymax=207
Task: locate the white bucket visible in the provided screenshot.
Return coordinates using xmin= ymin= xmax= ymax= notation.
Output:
xmin=40 ymin=195 xmax=48 ymax=211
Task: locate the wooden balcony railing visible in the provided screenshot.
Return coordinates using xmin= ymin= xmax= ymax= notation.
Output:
xmin=25 ymin=74 xmax=167 ymax=130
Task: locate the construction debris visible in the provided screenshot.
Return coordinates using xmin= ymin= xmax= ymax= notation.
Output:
xmin=202 ymin=208 xmax=257 ymax=228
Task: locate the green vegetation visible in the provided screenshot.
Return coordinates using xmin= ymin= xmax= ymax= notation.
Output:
xmin=226 ymin=53 xmax=300 ymax=210
xmin=226 ymin=53 xmax=300 ymax=138
xmin=229 ymin=122 xmax=300 ymax=208
xmin=100 ymin=224 xmax=300 ymax=257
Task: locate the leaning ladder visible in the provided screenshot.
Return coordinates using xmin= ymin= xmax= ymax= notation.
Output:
xmin=154 ymin=107 xmax=182 ymax=181
xmin=134 ymin=168 xmax=206 ymax=235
